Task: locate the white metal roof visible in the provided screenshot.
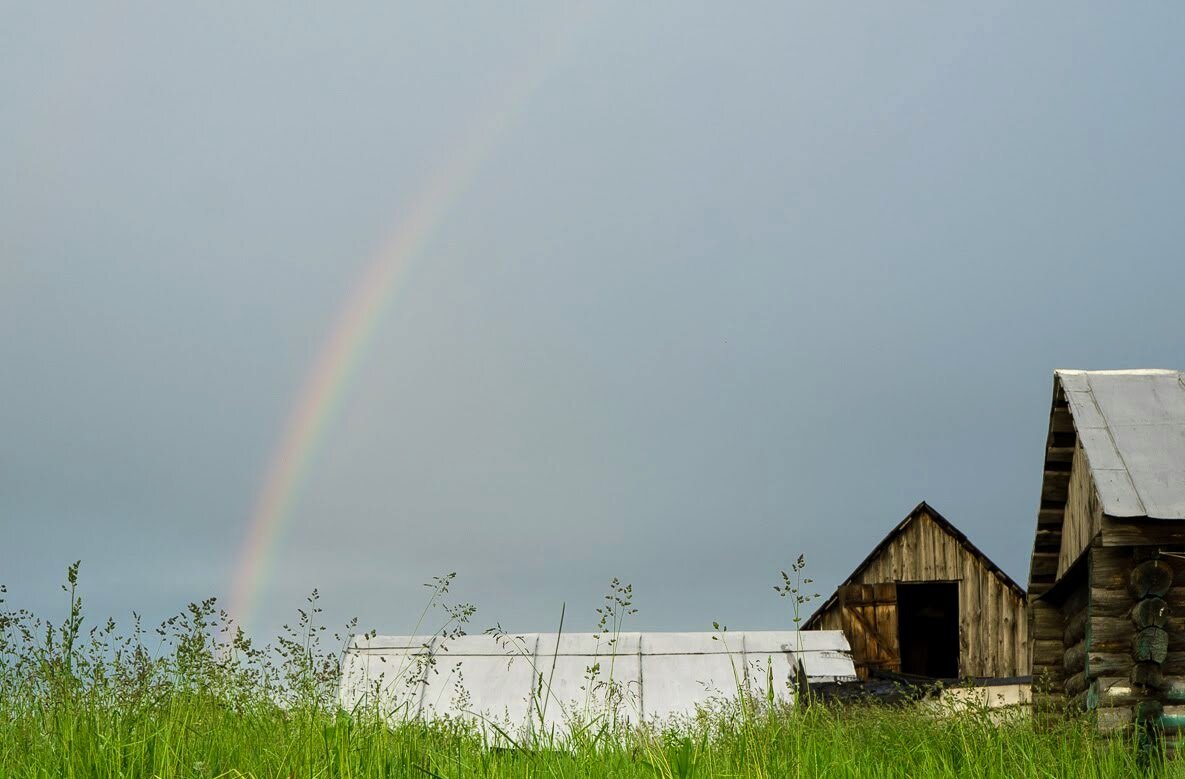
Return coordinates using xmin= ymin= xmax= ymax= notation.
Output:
xmin=1057 ymin=369 xmax=1185 ymax=519
xmin=339 ymin=630 xmax=855 ymax=734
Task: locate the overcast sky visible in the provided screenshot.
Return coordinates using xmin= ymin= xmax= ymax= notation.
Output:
xmin=3 ymin=3 xmax=1184 ymax=643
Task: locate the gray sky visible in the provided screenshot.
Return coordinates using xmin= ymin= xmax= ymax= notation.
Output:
xmin=3 ymin=3 xmax=1183 ymax=642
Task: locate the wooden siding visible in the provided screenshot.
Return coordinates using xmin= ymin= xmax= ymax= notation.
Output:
xmin=836 ymin=583 xmax=900 ymax=679
xmin=814 ymin=511 xmax=1029 ymax=677
xmin=1058 ymin=440 xmax=1103 ymax=578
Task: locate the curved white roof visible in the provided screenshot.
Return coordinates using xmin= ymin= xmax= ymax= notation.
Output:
xmin=339 ymin=630 xmax=854 ymax=734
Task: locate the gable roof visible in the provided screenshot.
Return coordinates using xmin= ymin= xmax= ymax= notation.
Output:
xmin=1053 ymin=369 xmax=1185 ymax=520
xmin=804 ymin=502 xmax=1026 ymax=628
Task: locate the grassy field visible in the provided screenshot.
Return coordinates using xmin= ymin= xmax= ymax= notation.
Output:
xmin=0 ymin=565 xmax=1172 ymax=778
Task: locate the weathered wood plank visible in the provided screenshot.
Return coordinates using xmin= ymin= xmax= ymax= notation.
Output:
xmin=1034 ymin=529 xmax=1061 ymax=552
xmin=1103 ymin=521 xmax=1185 ymax=547
xmin=1098 ymin=706 xmax=1133 ymax=734
xmin=1091 ymin=614 xmax=1140 ymax=653
xmin=998 ymin=583 xmax=1016 ymax=678
xmin=818 ymin=506 xmax=1029 ymax=680
xmin=1045 ymin=470 xmax=1071 ymax=489
xmin=1092 ymin=586 xmax=1136 ymax=618
xmin=1046 ymin=446 xmax=1075 ymax=463
xmin=1098 ymin=622 xmax=1185 ymax=653
xmin=1051 ymin=408 xmax=1075 ymax=433
xmin=1031 ymin=553 xmax=1059 ymax=580
xmin=1088 ymin=652 xmax=1134 ymax=678
xmin=1033 ymin=638 xmax=1065 ymax=668
xmin=1043 ymin=478 xmax=1069 ymax=503
xmin=1091 ymin=652 xmax=1185 ymax=677
xmin=1038 ymin=508 xmax=1065 ymax=528
xmin=1058 ymin=440 xmax=1102 ymax=579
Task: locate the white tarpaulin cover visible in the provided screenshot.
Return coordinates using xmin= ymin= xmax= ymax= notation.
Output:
xmin=339 ymin=630 xmax=855 ymax=733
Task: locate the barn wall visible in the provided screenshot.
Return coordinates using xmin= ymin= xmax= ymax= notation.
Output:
xmin=1057 ymin=440 xmax=1102 ymax=579
xmin=815 ymin=512 xmax=1029 ymax=678
xmin=813 ymin=608 xmax=842 ymax=632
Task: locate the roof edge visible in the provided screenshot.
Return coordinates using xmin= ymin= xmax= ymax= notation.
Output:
xmin=1055 ymin=368 xmax=1180 ymax=376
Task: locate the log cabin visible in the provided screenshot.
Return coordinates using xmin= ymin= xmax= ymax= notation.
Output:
xmin=1027 ymin=369 xmax=1185 ymax=739
xmin=804 ymin=501 xmax=1029 ymax=681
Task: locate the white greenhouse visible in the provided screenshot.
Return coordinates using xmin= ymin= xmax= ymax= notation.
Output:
xmin=339 ymin=630 xmax=856 ymax=736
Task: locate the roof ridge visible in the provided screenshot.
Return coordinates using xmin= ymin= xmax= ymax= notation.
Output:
xmin=1056 ymin=368 xmax=1181 ymax=376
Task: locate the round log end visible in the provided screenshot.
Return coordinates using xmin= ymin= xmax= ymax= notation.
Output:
xmin=1131 ymin=661 xmax=1167 ymax=691
xmin=1131 ymin=626 xmax=1169 ymax=664
xmin=1131 ymin=597 xmax=1171 ymax=629
xmin=1130 ymin=560 xmax=1173 ymax=599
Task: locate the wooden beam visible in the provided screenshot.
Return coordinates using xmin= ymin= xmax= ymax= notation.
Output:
xmin=1090 ymin=651 xmax=1185 ymax=677
xmin=1042 ymin=474 xmax=1070 ymax=503
xmin=1046 ymin=446 xmax=1075 ymax=463
xmin=1103 ymin=520 xmax=1185 ymax=547
xmin=1033 ymin=639 xmax=1065 ymax=669
xmin=1031 ymin=553 xmax=1059 ymax=581
xmin=1038 ymin=508 xmax=1065 ymax=527
xmin=1034 ymin=528 xmax=1061 ymax=552
xmin=1051 ymin=408 xmax=1075 ymax=433
xmin=1031 ymin=602 xmax=1064 ymax=639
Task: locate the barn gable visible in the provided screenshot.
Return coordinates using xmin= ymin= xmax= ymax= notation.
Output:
xmin=805 ymin=502 xmax=1028 ymax=680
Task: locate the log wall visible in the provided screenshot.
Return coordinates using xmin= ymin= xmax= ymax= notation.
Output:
xmin=1030 ymin=598 xmax=1066 ymax=713
xmin=1036 ymin=544 xmax=1185 ymax=739
xmin=1090 ymin=546 xmax=1185 ymax=737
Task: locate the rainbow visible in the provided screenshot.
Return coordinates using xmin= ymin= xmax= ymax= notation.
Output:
xmin=227 ymin=12 xmax=590 ymax=630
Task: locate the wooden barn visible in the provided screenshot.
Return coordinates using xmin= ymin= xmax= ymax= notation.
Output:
xmin=1027 ymin=369 xmax=1185 ymax=735
xmin=804 ymin=502 xmax=1029 ymax=680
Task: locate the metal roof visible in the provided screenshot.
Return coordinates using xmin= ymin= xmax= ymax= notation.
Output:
xmin=1057 ymin=369 xmax=1185 ymax=519
xmin=339 ymin=630 xmax=855 ymax=734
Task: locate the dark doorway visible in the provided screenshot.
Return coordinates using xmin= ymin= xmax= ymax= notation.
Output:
xmin=896 ymin=582 xmax=960 ymax=678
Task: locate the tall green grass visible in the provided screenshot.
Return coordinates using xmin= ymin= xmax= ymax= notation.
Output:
xmin=0 ymin=564 xmax=1167 ymax=777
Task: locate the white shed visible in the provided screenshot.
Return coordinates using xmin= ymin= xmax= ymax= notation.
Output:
xmin=339 ymin=630 xmax=855 ymax=736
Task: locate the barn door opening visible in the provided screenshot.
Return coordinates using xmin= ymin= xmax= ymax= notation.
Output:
xmin=838 ymin=583 xmax=900 ymax=679
xmin=896 ymin=582 xmax=959 ymax=679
